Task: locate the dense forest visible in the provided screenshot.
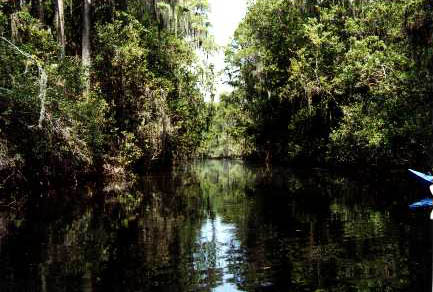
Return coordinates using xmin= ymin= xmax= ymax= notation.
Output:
xmin=2 ymin=0 xmax=433 ymax=193
xmin=0 ymin=0 xmax=216 ymax=193
xmin=217 ymin=0 xmax=433 ymax=168
xmin=1 ymin=2 xmax=433 ymax=290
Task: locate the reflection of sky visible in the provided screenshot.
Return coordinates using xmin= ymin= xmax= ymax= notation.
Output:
xmin=198 ymin=217 xmax=243 ymax=292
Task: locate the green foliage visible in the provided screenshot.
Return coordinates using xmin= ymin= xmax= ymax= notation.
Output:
xmin=9 ymin=10 xmax=59 ymax=59
xmin=0 ymin=11 xmax=99 ymax=185
xmin=94 ymin=10 xmax=212 ymax=165
xmin=201 ymin=93 xmax=254 ymax=158
xmin=0 ymin=6 xmax=6 ymax=35
xmin=0 ymin=0 xmax=215 ymax=189
xmin=226 ymin=0 xmax=433 ymax=167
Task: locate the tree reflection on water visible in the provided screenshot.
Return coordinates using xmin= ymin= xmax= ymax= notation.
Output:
xmin=0 ymin=160 xmax=430 ymax=291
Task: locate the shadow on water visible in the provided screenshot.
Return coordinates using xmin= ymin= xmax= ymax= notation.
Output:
xmin=0 ymin=160 xmax=432 ymax=291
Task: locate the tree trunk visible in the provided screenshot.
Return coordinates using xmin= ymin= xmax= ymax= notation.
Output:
xmin=151 ymin=0 xmax=157 ymax=19
xmin=82 ymin=0 xmax=91 ymax=96
xmin=56 ymin=0 xmax=65 ymax=58
xmin=118 ymin=0 xmax=128 ymax=11
xmin=31 ymin=0 xmax=44 ymax=22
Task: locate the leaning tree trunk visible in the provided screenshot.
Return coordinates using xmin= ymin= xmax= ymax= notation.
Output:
xmin=82 ymin=0 xmax=91 ymax=96
xmin=56 ymin=0 xmax=65 ymax=58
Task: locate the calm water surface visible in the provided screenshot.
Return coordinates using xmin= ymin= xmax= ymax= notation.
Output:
xmin=0 ymin=160 xmax=432 ymax=291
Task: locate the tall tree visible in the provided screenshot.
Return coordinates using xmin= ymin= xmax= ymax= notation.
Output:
xmin=56 ymin=0 xmax=65 ymax=58
xmin=31 ymin=0 xmax=44 ymax=22
xmin=118 ymin=0 xmax=128 ymax=11
xmin=82 ymin=0 xmax=91 ymax=95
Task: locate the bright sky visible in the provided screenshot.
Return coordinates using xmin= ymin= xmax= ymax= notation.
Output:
xmin=207 ymin=0 xmax=247 ymax=99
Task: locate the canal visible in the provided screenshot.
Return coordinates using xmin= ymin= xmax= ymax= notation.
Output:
xmin=0 ymin=160 xmax=431 ymax=291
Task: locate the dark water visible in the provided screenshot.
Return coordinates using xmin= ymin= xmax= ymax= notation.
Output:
xmin=0 ymin=160 xmax=432 ymax=291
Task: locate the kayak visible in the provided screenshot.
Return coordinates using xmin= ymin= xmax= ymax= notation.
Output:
xmin=407 ymin=169 xmax=433 ymax=210
xmin=408 ymin=169 xmax=433 ymax=186
xmin=409 ymin=198 xmax=433 ymax=209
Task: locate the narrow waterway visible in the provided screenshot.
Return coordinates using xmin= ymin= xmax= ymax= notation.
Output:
xmin=0 ymin=160 xmax=432 ymax=291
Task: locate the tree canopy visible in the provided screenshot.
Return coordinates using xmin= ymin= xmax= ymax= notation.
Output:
xmin=0 ymin=0 xmax=216 ymax=192
xmin=223 ymin=0 xmax=433 ymax=167
xmin=2 ymin=0 xmax=433 ymax=194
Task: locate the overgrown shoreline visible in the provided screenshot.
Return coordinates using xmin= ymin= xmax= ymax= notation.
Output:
xmin=0 ymin=0 xmax=216 ymax=194
xmin=3 ymin=1 xmax=433 ymax=195
xmin=213 ymin=0 xmax=433 ymax=169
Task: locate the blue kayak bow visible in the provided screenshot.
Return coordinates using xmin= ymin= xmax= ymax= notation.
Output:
xmin=408 ymin=169 xmax=433 ymax=186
